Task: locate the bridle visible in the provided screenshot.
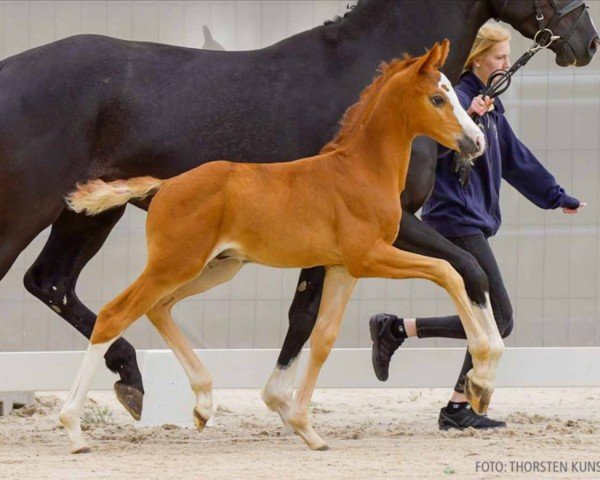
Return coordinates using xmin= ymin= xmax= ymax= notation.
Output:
xmin=451 ymin=0 xmax=589 ymax=186
xmin=496 ymin=0 xmax=588 ymax=48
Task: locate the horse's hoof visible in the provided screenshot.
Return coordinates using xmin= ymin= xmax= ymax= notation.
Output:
xmin=72 ymin=446 xmax=92 ymax=454
xmin=193 ymin=408 xmax=209 ymax=431
xmin=114 ymin=381 xmax=144 ymax=421
xmin=315 ymin=444 xmax=330 ymax=451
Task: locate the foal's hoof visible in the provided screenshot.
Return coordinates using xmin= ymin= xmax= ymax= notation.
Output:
xmin=71 ymin=446 xmax=92 ymax=454
xmin=465 ymin=374 xmax=493 ymax=415
xmin=315 ymin=444 xmax=330 ymax=451
xmin=114 ymin=381 xmax=144 ymax=421
xmin=193 ymin=408 xmax=209 ymax=431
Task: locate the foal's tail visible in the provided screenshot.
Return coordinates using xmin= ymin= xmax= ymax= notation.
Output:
xmin=66 ymin=176 xmax=164 ymax=216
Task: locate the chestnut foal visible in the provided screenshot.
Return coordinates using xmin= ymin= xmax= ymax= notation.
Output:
xmin=62 ymin=41 xmax=503 ymax=453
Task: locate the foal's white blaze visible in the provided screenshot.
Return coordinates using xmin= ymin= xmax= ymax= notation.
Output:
xmin=438 ymin=73 xmax=486 ymax=157
xmin=60 ymin=339 xmax=116 ymax=453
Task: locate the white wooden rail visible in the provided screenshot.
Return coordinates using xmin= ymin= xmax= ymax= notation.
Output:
xmin=1 ymin=348 xmax=599 ymax=425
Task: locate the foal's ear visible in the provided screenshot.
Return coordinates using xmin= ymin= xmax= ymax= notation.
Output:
xmin=414 ymin=43 xmax=441 ymax=74
xmin=415 ymin=40 xmax=450 ymax=74
xmin=438 ymin=39 xmax=450 ymax=68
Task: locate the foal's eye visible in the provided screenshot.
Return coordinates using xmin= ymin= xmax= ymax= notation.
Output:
xmin=431 ymin=95 xmax=446 ymax=107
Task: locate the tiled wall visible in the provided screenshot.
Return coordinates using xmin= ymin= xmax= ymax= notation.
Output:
xmin=0 ymin=1 xmax=598 ymax=352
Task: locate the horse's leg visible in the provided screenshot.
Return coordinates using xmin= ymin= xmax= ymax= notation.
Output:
xmin=353 ymin=242 xmax=504 ymax=414
xmin=60 ymin=266 xmax=191 ymax=453
xmin=0 ymin=193 xmax=64 ymax=281
xmin=395 ymin=212 xmax=490 ymax=308
xmin=0 ymin=224 xmax=37 ymax=283
xmin=146 ymin=257 xmax=243 ymax=429
xmin=22 ymin=207 xmax=147 ymax=418
xmin=286 ymin=266 xmax=357 ymax=450
xmin=262 ymin=266 xmax=325 ymax=428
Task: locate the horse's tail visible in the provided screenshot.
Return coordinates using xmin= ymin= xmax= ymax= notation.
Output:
xmin=66 ymin=176 xmax=164 ymax=215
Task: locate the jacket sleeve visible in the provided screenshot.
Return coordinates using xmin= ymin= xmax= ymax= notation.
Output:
xmin=498 ymin=116 xmax=579 ymax=209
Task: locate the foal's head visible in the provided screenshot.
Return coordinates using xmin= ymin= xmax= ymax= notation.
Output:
xmin=374 ymin=40 xmax=485 ymax=159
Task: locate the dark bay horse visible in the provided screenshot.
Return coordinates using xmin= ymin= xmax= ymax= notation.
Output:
xmin=0 ymin=0 xmax=597 ymax=419
xmin=60 ymin=42 xmax=497 ymax=453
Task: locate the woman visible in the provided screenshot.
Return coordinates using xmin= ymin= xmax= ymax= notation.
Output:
xmin=369 ymin=24 xmax=585 ymax=430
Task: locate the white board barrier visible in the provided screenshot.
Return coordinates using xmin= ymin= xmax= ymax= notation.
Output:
xmin=1 ymin=348 xmax=599 ymax=425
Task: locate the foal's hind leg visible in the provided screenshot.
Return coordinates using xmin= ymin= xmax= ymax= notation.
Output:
xmin=60 ymin=270 xmax=190 ymax=453
xmin=351 ymin=242 xmax=504 ymax=414
xmin=146 ymin=257 xmax=243 ymax=430
xmin=287 ymin=266 xmax=357 ymax=450
xmin=23 ymin=207 xmax=145 ymax=420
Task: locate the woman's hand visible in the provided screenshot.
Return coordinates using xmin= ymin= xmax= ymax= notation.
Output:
xmin=467 ymin=95 xmax=494 ymax=117
xmin=563 ymin=202 xmax=586 ymax=214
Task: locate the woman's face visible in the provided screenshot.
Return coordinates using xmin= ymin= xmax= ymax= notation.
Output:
xmin=474 ymin=40 xmax=511 ymax=85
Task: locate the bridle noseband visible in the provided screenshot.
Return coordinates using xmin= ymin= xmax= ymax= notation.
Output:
xmin=496 ymin=0 xmax=588 ymax=48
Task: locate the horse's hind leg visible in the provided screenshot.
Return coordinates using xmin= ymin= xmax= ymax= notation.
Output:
xmin=22 ymin=207 xmax=146 ymax=419
xmin=146 ymin=257 xmax=243 ymax=430
xmin=262 ymin=266 xmax=325 ymax=429
xmin=287 ymin=266 xmax=357 ymax=450
xmin=0 ymin=197 xmax=63 ymax=281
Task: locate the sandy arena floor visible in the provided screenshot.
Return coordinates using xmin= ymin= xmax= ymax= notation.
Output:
xmin=1 ymin=387 xmax=599 ymax=479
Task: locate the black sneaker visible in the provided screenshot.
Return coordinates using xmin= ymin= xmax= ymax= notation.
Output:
xmin=438 ymin=405 xmax=507 ymax=430
xmin=369 ymin=313 xmax=404 ymax=382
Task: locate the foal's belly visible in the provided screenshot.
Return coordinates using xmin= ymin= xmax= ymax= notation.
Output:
xmin=218 ymin=235 xmax=344 ymax=270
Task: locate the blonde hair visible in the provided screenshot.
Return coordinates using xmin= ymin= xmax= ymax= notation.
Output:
xmin=464 ymin=23 xmax=511 ymax=72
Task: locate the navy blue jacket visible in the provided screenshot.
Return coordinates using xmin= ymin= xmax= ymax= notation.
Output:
xmin=422 ymin=72 xmax=579 ymax=238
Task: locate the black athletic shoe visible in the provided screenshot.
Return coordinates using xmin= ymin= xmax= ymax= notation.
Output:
xmin=369 ymin=313 xmax=404 ymax=382
xmin=438 ymin=405 xmax=507 ymax=430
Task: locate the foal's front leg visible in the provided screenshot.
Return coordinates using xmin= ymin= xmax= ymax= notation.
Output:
xmin=352 ymin=242 xmax=504 ymax=414
xmin=286 ymin=266 xmax=357 ymax=450
xmin=146 ymin=257 xmax=244 ymax=429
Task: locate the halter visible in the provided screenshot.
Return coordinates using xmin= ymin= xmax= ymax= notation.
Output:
xmin=451 ymin=0 xmax=589 ymax=185
xmin=496 ymin=0 xmax=588 ymax=48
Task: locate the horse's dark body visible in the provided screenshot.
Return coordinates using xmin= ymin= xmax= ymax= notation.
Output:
xmin=0 ymin=0 xmax=597 ymax=415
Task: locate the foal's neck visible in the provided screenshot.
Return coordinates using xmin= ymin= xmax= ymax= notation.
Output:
xmin=342 ymin=93 xmax=416 ymax=194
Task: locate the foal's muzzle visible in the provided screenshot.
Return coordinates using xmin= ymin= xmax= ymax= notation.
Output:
xmin=458 ymin=132 xmax=485 ymax=159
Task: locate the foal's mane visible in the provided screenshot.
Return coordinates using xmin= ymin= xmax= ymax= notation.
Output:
xmin=322 ymin=54 xmax=418 ymax=153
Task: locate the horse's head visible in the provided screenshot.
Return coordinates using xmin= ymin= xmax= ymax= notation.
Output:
xmin=396 ymin=40 xmax=485 ymax=160
xmin=490 ymin=0 xmax=599 ymax=66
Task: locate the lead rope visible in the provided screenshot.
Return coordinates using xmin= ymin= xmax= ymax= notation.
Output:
xmin=451 ymin=33 xmax=560 ymax=186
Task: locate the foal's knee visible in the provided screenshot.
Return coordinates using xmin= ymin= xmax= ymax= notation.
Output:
xmin=438 ymin=260 xmax=465 ymax=292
